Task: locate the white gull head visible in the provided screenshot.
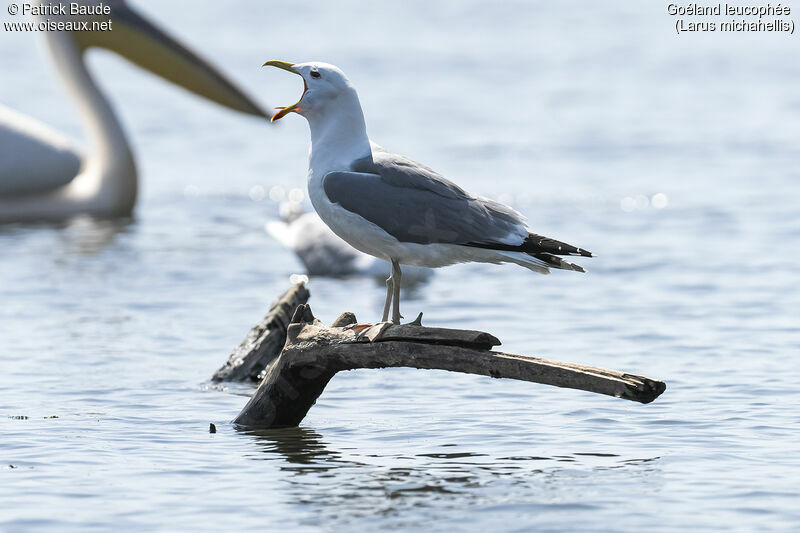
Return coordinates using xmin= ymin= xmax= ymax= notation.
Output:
xmin=263 ymin=60 xmax=371 ymax=171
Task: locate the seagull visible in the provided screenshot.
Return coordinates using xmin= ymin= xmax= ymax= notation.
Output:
xmin=266 ymin=201 xmax=433 ymax=284
xmin=0 ymin=0 xmax=268 ymax=224
xmin=264 ymin=60 xmax=593 ymax=324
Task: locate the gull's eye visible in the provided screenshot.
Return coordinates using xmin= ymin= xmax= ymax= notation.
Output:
xmin=310 ymin=70 xmax=321 ymax=79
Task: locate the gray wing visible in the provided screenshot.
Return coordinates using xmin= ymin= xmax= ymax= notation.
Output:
xmin=0 ymin=105 xmax=82 ymax=196
xmin=322 ymin=149 xmax=527 ymax=246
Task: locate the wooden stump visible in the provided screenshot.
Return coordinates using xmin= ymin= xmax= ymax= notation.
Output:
xmin=212 ymin=283 xmax=309 ymax=382
xmin=232 ymin=302 xmax=666 ymax=429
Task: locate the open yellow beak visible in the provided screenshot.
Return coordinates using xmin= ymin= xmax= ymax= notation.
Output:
xmin=263 ymin=60 xmax=306 ymax=122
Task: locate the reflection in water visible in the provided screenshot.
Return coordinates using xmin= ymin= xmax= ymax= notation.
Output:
xmin=236 ymin=424 xmax=663 ymax=525
xmin=56 ymin=216 xmax=133 ymax=255
xmin=238 ymin=426 xmax=352 ymax=468
xmin=0 ymin=215 xmax=132 ymax=256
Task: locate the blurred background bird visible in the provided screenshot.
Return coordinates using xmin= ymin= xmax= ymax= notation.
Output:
xmin=0 ymin=0 xmax=268 ymax=224
xmin=266 ymin=200 xmax=433 ymax=285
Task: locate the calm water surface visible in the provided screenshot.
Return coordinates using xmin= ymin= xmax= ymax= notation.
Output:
xmin=1 ymin=1 xmax=799 ymax=531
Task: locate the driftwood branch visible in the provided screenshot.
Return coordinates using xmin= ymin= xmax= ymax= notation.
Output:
xmin=232 ymin=302 xmax=666 ymax=429
xmin=212 ymin=283 xmax=309 ymax=382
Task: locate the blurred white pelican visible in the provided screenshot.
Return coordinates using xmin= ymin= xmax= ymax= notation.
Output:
xmin=267 ymin=202 xmax=433 ymax=285
xmin=0 ymin=0 xmax=268 ymax=223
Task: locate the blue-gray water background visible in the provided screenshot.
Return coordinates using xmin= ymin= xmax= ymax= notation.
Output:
xmin=1 ymin=1 xmax=799 ymax=531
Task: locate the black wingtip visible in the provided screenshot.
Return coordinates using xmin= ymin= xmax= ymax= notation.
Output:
xmin=524 ymin=233 xmax=594 ymax=258
xmin=465 ymin=235 xmax=595 ymax=259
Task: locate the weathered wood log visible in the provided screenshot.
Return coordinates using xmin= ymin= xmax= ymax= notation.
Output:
xmin=211 ymin=283 xmax=309 ymax=382
xmin=233 ymin=304 xmax=666 ymax=428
